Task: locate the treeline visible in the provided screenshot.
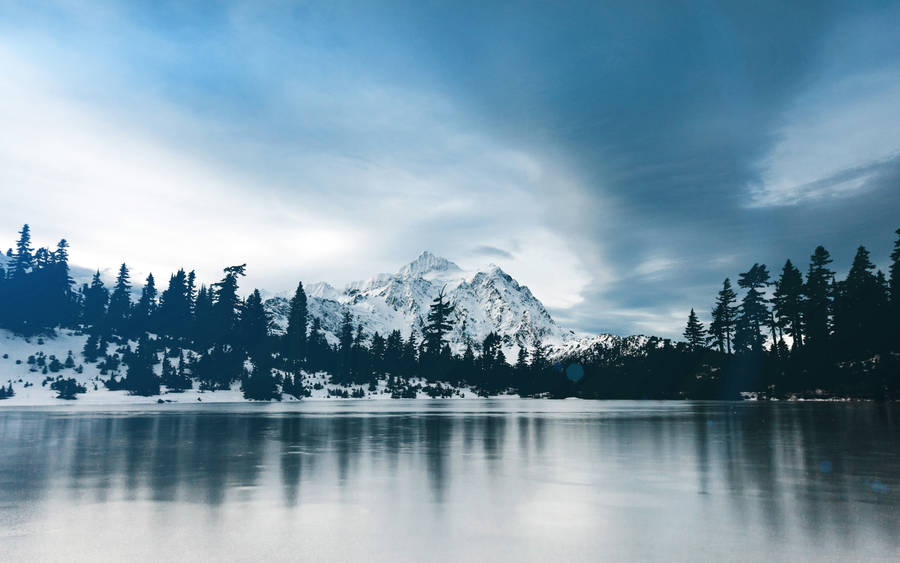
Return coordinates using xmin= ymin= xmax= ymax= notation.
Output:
xmin=0 ymin=225 xmax=570 ymax=400
xmin=576 ymin=229 xmax=900 ymax=400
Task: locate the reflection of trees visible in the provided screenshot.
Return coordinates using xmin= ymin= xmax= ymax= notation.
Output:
xmin=0 ymin=404 xmax=897 ymax=553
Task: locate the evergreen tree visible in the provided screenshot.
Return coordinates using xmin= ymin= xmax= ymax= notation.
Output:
xmin=11 ymin=224 xmax=33 ymax=278
xmin=82 ymin=271 xmax=109 ymax=329
xmin=243 ymin=353 xmax=280 ymax=400
xmin=193 ymin=284 xmax=214 ymax=344
xmin=709 ymin=278 xmax=738 ymax=354
xmin=337 ymin=309 xmax=354 ymax=383
xmin=210 ymin=264 xmax=246 ymax=343
xmin=123 ymin=335 xmax=160 ymax=396
xmin=683 ymin=308 xmax=707 ymax=351
xmin=773 ymin=260 xmax=805 ymax=350
xmin=157 ymin=269 xmax=191 ymax=338
xmin=132 ymin=273 xmax=158 ymax=335
xmin=735 ymin=264 xmax=770 ymax=354
xmin=384 ymin=329 xmax=403 ymax=377
xmin=107 ymin=263 xmax=132 ymax=336
xmin=834 ymin=246 xmax=885 ymax=357
xmin=889 ymin=229 xmax=900 ymax=343
xmin=239 ymin=289 xmax=270 ymax=358
xmin=423 ymin=287 xmax=455 ymax=358
xmin=515 ymin=345 xmax=529 ymax=374
xmin=804 ymin=246 xmax=834 ymax=349
xmin=285 ymin=281 xmax=308 ymax=362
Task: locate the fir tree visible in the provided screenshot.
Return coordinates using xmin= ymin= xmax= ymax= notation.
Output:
xmin=107 ymin=263 xmax=132 ymax=336
xmin=11 ymin=224 xmax=33 ymax=278
xmin=239 ymin=289 xmax=270 ymax=358
xmin=133 ymin=273 xmax=157 ymax=335
xmin=889 ymin=229 xmax=900 ymax=343
xmin=735 ymin=264 xmax=770 ymax=354
xmin=683 ymin=308 xmax=707 ymax=351
xmin=773 ymin=260 xmax=805 ymax=350
xmin=804 ymin=246 xmax=834 ymax=349
xmin=123 ymin=335 xmax=160 ymax=396
xmin=285 ymin=281 xmax=308 ymax=362
xmin=210 ymin=264 xmax=246 ymax=343
xmin=834 ymin=246 xmax=885 ymax=357
xmin=423 ymin=287 xmax=455 ymax=358
xmin=337 ymin=309 xmax=354 ymax=383
xmin=82 ymin=271 xmax=109 ymax=329
xmin=709 ymin=278 xmax=738 ymax=354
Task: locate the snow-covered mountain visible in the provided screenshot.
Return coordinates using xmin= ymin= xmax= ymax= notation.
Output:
xmin=265 ymin=251 xmax=642 ymax=360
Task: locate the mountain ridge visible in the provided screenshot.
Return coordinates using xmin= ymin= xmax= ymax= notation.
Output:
xmin=265 ymin=251 xmax=644 ymax=361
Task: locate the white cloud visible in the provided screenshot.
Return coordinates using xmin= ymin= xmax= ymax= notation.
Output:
xmin=0 ymin=45 xmax=596 ymax=310
xmin=749 ymin=70 xmax=900 ymax=207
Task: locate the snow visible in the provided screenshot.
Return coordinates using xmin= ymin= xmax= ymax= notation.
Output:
xmin=1 ymin=251 xmax=644 ymax=406
xmin=265 ymin=251 xmax=610 ymax=360
xmin=0 ymin=329 xmax=492 ymax=405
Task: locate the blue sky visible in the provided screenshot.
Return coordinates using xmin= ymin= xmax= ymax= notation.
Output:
xmin=1 ymin=1 xmax=899 ymax=337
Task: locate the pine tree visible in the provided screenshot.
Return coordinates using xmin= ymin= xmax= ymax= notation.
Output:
xmin=338 ymin=309 xmax=354 ymax=383
xmin=158 ymin=269 xmax=191 ymax=338
xmin=773 ymin=260 xmax=805 ymax=350
xmin=107 ymin=263 xmax=132 ymax=336
xmin=735 ymin=264 xmax=770 ymax=354
xmin=285 ymin=281 xmax=308 ymax=362
xmin=82 ymin=271 xmax=109 ymax=329
xmin=123 ymin=335 xmax=160 ymax=396
xmin=804 ymin=246 xmax=834 ymax=349
xmin=133 ymin=273 xmax=157 ymax=335
xmin=834 ymin=246 xmax=885 ymax=357
xmin=889 ymin=229 xmax=900 ymax=345
xmin=239 ymin=289 xmax=270 ymax=358
xmin=683 ymin=308 xmax=707 ymax=351
xmin=709 ymin=278 xmax=738 ymax=353
xmin=423 ymin=287 xmax=455 ymax=358
xmin=515 ymin=345 xmax=529 ymax=373
xmin=11 ymin=224 xmax=33 ymax=278
xmin=211 ymin=264 xmax=245 ymax=343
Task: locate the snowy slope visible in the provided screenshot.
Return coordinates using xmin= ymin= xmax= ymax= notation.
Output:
xmin=265 ymin=251 xmax=582 ymax=356
xmin=0 ymin=329 xmax=488 ymax=405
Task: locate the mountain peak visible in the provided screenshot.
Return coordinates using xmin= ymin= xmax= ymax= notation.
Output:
xmin=397 ymin=251 xmax=462 ymax=279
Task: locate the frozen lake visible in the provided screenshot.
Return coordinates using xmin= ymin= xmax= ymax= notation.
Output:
xmin=0 ymin=400 xmax=897 ymax=561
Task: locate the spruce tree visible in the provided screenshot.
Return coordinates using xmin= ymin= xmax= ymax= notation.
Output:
xmin=124 ymin=335 xmax=160 ymax=396
xmin=423 ymin=287 xmax=455 ymax=358
xmin=683 ymin=308 xmax=707 ymax=351
xmin=82 ymin=271 xmax=109 ymax=329
xmin=11 ymin=224 xmax=33 ymax=278
xmin=133 ymin=273 xmax=158 ymax=335
xmin=773 ymin=260 xmax=805 ymax=350
xmin=338 ymin=309 xmax=354 ymax=383
xmin=239 ymin=289 xmax=270 ymax=358
xmin=107 ymin=263 xmax=132 ymax=336
xmin=285 ymin=281 xmax=308 ymax=362
xmin=890 ymin=229 xmax=900 ymax=345
xmin=834 ymin=246 xmax=884 ymax=357
xmin=211 ymin=264 xmax=246 ymax=342
xmin=804 ymin=246 xmax=834 ymax=349
xmin=735 ymin=264 xmax=770 ymax=354
xmin=709 ymin=278 xmax=738 ymax=353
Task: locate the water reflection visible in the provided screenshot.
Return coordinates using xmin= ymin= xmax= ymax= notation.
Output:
xmin=0 ymin=401 xmax=897 ymax=561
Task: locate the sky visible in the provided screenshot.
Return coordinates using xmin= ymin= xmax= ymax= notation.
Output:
xmin=1 ymin=1 xmax=899 ymax=338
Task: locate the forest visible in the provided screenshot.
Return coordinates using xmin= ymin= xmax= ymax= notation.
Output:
xmin=1 ymin=224 xmax=898 ymax=401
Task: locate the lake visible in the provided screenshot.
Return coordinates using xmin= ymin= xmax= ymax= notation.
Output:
xmin=0 ymin=400 xmax=897 ymax=561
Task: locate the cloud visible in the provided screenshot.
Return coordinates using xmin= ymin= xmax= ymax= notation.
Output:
xmin=470 ymin=245 xmax=514 ymax=260
xmin=750 ymin=71 xmax=900 ymax=207
xmin=2 ymin=1 xmax=899 ymax=340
